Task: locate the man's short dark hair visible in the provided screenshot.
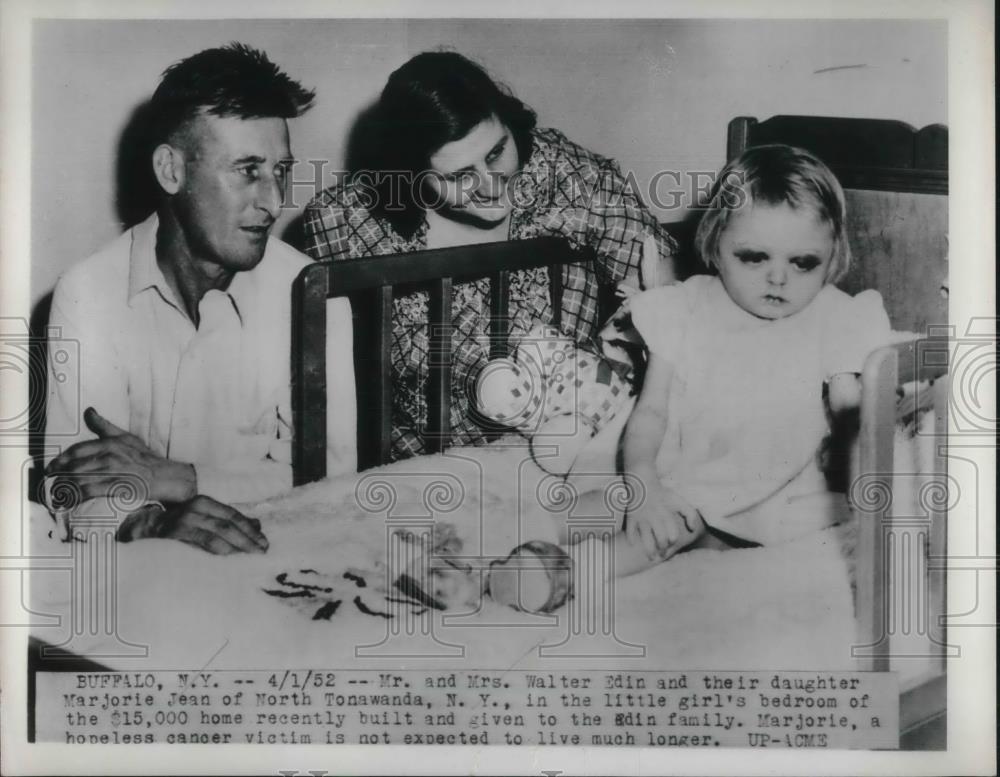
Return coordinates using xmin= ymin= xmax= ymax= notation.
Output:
xmin=148 ymin=42 xmax=315 ymax=147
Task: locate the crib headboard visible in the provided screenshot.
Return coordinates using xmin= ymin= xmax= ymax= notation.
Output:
xmin=728 ymin=116 xmax=948 ymax=333
xmin=292 ymin=238 xmax=597 ymax=482
xmin=730 ymin=117 xmax=950 ymax=745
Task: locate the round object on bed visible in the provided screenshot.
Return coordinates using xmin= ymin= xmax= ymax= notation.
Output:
xmin=488 ymin=541 xmax=573 ymax=613
xmin=475 ymin=358 xmax=543 ymax=426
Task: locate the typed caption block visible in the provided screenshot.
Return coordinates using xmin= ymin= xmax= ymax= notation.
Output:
xmin=38 ymin=669 xmax=898 ymax=749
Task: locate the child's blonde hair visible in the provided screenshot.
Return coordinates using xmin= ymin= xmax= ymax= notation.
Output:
xmin=695 ymin=144 xmax=852 ymax=283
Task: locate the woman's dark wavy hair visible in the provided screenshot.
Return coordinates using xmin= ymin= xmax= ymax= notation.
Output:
xmin=357 ymin=50 xmax=538 ymax=239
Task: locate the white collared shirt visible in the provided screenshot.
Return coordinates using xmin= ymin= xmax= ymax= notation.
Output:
xmin=45 ymin=213 xmax=356 ymax=512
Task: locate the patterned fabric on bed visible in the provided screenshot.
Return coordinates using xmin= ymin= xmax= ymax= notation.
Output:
xmin=302 ymin=127 xmax=676 ymax=460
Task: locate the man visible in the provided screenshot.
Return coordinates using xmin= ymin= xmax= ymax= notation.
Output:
xmin=45 ymin=43 xmax=356 ymax=554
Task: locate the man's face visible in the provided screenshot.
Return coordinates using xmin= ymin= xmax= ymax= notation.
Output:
xmin=171 ymin=113 xmax=293 ymax=273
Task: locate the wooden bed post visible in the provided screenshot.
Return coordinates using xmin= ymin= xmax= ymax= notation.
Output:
xmin=426 ymin=278 xmax=454 ymax=453
xmin=856 ymin=346 xmax=898 ymax=672
xmin=371 ymin=286 xmax=394 ymax=467
xmin=855 ymin=338 xmax=951 ymax=680
xmin=488 ymin=271 xmax=511 ymax=358
xmin=726 ymin=116 xmax=756 ymax=161
xmin=292 ymin=263 xmax=331 ymax=486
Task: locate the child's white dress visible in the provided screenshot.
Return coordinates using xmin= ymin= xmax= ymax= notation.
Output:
xmin=629 ymin=274 xmax=892 ymax=544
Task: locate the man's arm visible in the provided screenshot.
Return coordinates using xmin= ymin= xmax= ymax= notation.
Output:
xmin=44 ymin=272 xmax=129 ymax=473
xmin=43 ymin=273 xmax=161 ymax=514
xmin=116 ymin=495 xmax=268 ymax=555
xmin=43 ymin=273 xmax=193 ymax=506
xmin=43 ymin=272 xmax=271 ymax=553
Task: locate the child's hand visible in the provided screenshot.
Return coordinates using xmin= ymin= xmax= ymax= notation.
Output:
xmin=626 ymin=486 xmax=705 ymax=561
xmin=615 ymin=274 xmax=642 ymax=299
xmin=828 ymin=373 xmax=863 ymax=414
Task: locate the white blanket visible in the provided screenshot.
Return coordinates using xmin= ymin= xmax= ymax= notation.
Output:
xmin=28 ymin=440 xmax=860 ymax=673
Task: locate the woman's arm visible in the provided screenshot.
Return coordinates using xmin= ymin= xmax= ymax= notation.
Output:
xmin=529 ymin=129 xmax=678 ymax=294
xmin=584 ymin=159 xmax=678 ymax=285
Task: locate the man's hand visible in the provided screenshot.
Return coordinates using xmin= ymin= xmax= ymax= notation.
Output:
xmin=116 ymin=495 xmax=269 ymax=555
xmin=47 ymin=407 xmax=197 ymax=505
xmin=626 ymin=485 xmax=706 ymax=561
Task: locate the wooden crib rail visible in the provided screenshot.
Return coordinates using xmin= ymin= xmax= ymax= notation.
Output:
xmin=855 ymin=337 xmax=950 ymax=676
xmin=292 ymin=237 xmax=594 ymax=483
xmin=727 ymin=115 xmax=948 ymax=194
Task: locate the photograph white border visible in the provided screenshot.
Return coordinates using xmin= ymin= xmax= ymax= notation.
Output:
xmin=1 ymin=1 xmax=994 ymax=775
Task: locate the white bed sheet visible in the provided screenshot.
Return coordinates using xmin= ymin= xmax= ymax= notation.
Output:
xmin=27 ymin=441 xmax=862 ymax=674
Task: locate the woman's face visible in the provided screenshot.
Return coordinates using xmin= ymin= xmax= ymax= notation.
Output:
xmin=425 ymin=115 xmax=520 ymax=225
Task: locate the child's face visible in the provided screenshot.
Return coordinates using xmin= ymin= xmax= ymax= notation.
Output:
xmin=716 ymin=202 xmax=833 ymax=319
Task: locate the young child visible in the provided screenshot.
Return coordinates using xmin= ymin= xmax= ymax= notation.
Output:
xmin=617 ymin=143 xmax=892 ymax=569
xmin=400 ymin=145 xmax=895 ymax=612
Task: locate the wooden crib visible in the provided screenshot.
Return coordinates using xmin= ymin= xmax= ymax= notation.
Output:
xmin=291 ymin=115 xmax=950 ymax=749
xmin=728 ymin=116 xmax=949 ymax=748
xmin=854 ymin=337 xmax=949 ymax=748
xmin=292 ymin=237 xmax=599 ymax=479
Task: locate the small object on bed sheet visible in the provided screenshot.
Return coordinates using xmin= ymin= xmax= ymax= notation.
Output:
xmin=394 ymin=573 xmax=447 ymax=610
xmin=488 ymin=540 xmax=573 ymax=614
xmin=274 ymin=571 xmax=333 ymax=593
xmin=353 ymin=595 xmax=392 ymax=619
xmin=312 ymin=600 xmax=342 ymax=620
xmin=263 ymin=587 xmax=315 ymax=599
xmin=263 ymin=569 xmax=353 ymax=618
xmin=386 ymin=538 xmax=576 ymax=615
xmin=394 ymin=555 xmax=485 ymax=611
xmin=388 ymin=521 xmax=492 ymax=611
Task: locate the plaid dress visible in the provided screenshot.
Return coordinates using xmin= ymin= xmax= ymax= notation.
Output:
xmin=303 ymin=127 xmax=676 ymax=460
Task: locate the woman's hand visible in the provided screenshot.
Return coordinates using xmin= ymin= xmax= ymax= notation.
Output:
xmin=626 ymin=484 xmax=706 ymax=562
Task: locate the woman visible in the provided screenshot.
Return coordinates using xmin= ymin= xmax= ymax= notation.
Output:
xmin=304 ymin=50 xmax=676 ymax=460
